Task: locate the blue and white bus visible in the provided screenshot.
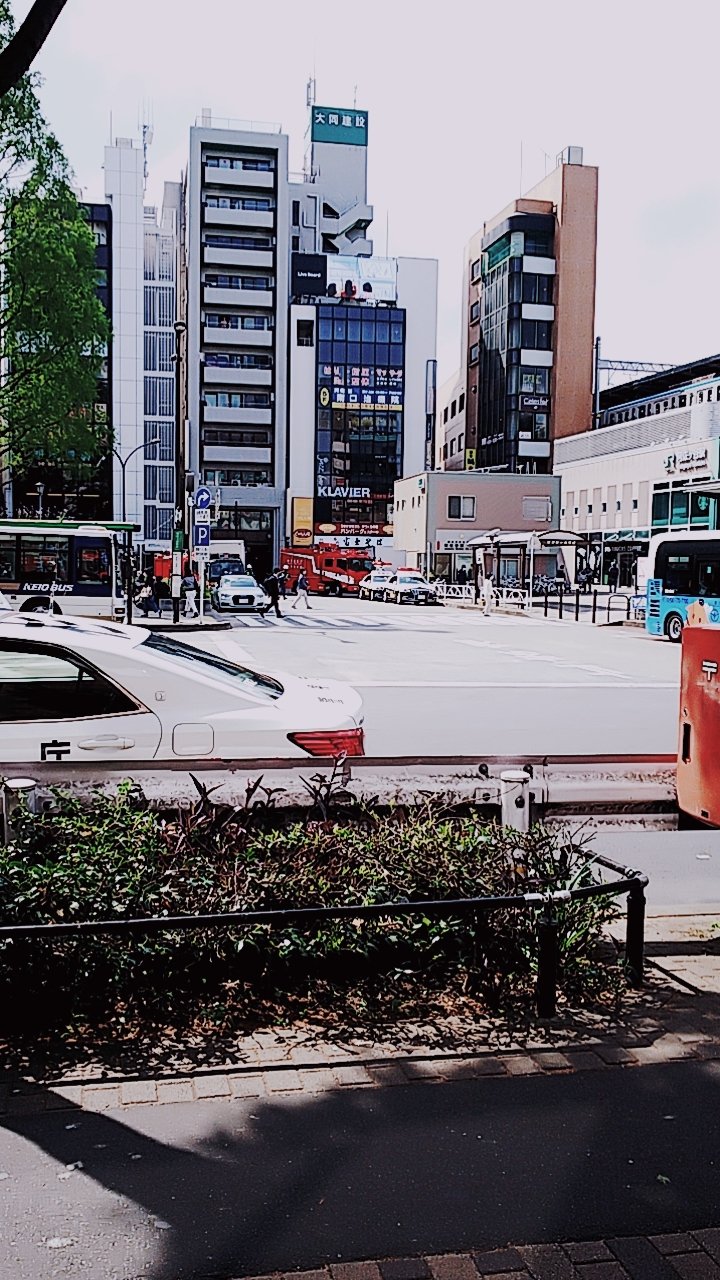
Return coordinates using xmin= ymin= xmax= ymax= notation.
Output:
xmin=644 ymin=531 xmax=720 ymax=641
xmin=0 ymin=519 xmax=135 ymax=617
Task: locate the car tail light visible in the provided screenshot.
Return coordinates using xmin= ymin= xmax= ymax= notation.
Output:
xmin=288 ymin=728 xmax=365 ymax=757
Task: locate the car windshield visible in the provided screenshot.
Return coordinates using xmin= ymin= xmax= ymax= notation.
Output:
xmin=221 ymin=576 xmax=255 ymax=588
xmin=143 ymin=633 xmax=283 ymax=700
xmin=208 ymin=560 xmax=245 ymax=582
xmin=399 ymin=575 xmax=426 ymax=584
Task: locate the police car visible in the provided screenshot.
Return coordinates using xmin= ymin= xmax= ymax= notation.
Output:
xmin=382 ymin=573 xmax=442 ymax=606
xmin=0 ymin=613 xmax=364 ymax=761
xmin=358 ymin=569 xmax=394 ymax=601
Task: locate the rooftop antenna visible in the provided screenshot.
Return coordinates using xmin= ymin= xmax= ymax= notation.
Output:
xmin=353 ymin=84 xmax=358 ymax=108
xmin=141 ymin=104 xmax=154 ymax=193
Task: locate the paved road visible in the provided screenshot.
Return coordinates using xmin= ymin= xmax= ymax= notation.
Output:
xmin=199 ymin=599 xmax=680 ymax=757
xmin=3 ymin=1062 xmax=720 ymax=1279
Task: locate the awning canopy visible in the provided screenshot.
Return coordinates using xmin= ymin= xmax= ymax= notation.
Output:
xmin=466 ymin=529 xmax=587 ymax=550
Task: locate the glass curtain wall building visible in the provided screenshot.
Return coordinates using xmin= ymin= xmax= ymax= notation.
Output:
xmin=314 ymin=303 xmax=406 ymax=536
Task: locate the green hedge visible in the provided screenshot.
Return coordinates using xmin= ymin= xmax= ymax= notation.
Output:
xmin=0 ymin=785 xmax=621 ymax=1034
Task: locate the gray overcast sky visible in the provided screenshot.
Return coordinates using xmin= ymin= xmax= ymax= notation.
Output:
xmin=12 ymin=0 xmax=720 ymax=380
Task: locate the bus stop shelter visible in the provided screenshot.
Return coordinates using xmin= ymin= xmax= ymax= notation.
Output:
xmin=466 ymin=529 xmax=587 ymax=592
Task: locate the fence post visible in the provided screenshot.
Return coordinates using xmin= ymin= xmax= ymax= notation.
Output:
xmin=625 ymin=878 xmax=646 ymax=987
xmin=558 ymin=588 xmax=564 ymax=620
xmin=575 ymin=589 xmax=580 ymax=622
xmin=592 ymin=590 xmax=597 ymax=625
xmin=544 ymin=589 xmax=549 ymax=618
xmin=536 ymin=908 xmax=558 ymax=1017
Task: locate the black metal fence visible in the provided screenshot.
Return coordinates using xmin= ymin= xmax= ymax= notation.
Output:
xmin=0 ymin=855 xmax=648 ymax=1019
xmin=542 ymin=588 xmax=635 ymax=626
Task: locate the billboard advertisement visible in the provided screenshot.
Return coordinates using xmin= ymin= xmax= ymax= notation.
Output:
xmin=326 ymin=255 xmax=397 ymax=302
xmin=291 ymin=497 xmax=314 ymax=547
xmin=291 ymin=253 xmax=328 ymax=298
xmin=311 ymin=107 xmax=368 ymax=147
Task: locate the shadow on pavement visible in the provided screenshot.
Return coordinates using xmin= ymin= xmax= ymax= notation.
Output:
xmin=3 ymin=1060 xmax=720 ymax=1279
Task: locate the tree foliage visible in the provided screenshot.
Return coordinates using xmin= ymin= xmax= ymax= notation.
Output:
xmin=0 ymin=0 xmax=108 ymax=470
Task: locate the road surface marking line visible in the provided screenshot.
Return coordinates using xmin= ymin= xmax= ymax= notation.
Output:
xmin=353 ymin=680 xmax=678 ymax=689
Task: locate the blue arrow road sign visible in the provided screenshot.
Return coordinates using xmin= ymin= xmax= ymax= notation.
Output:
xmin=193 ymin=523 xmax=211 ymax=548
xmin=194 ymin=486 xmax=212 ymax=510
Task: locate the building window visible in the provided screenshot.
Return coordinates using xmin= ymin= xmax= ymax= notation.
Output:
xmin=448 ymin=495 xmax=475 ymax=520
xmin=205 ymin=313 xmax=273 ymax=331
xmin=205 ymin=195 xmax=274 ymax=211
xmin=632 ymin=498 xmax=638 ymax=510
xmin=204 ymin=391 xmax=271 ymax=408
xmin=459 ymin=393 xmax=465 ymax=412
xmin=291 ymin=235 xmax=300 ymax=251
xmin=521 ymin=319 xmax=552 ymax=350
xmin=449 ymin=440 xmax=455 ymax=456
xmin=451 ymin=399 xmax=457 ymax=418
xmin=297 ymin=318 xmax=314 ymax=347
xmin=469 ymin=343 xmax=479 ymax=364
xmin=443 ymin=407 xmax=449 ymax=423
xmin=471 ymin=259 xmax=481 ymax=282
xmin=458 ymin=433 xmax=464 ymax=451
xmin=470 ymin=300 xmax=480 ymax=323
xmin=205 ymin=273 xmax=272 ymax=291
xmin=205 ymin=351 xmax=272 ymax=369
xmin=292 ymin=199 xmax=300 ymax=226
xmin=602 ymin=502 xmax=607 ymax=513
xmin=521 ymin=274 xmax=553 ymax=305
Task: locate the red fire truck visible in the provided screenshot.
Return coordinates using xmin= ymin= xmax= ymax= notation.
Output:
xmin=280 ymin=544 xmax=376 ymax=596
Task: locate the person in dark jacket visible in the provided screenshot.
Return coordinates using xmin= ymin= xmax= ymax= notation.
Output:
xmin=261 ymin=568 xmax=282 ymax=618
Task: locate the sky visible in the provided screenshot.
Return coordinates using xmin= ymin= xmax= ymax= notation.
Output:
xmin=12 ymin=0 xmax=720 ymax=382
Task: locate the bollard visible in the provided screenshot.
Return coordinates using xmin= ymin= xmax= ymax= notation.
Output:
xmin=544 ymin=589 xmax=549 ymax=618
xmin=575 ymin=589 xmax=580 ymax=622
xmin=500 ymin=770 xmax=530 ymax=833
xmin=536 ymin=909 xmax=558 ymax=1017
xmin=1 ymin=777 xmax=38 ymax=845
xmin=592 ymin=590 xmax=597 ymax=625
xmin=625 ymin=878 xmax=646 ymax=987
xmin=558 ymin=588 xmax=564 ymax=620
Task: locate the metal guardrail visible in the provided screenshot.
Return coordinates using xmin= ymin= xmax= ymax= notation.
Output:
xmin=0 ymin=855 xmax=648 ymax=1018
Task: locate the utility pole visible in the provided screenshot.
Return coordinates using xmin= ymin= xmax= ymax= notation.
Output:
xmin=172 ymin=320 xmax=187 ymax=624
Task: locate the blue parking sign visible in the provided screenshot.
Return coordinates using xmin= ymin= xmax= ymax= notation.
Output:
xmin=194 ymin=486 xmax=212 ymax=510
xmin=193 ymin=523 xmax=210 ymax=548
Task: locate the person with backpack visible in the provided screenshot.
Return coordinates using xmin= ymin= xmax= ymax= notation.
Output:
xmin=292 ymin=570 xmax=312 ymax=610
xmin=260 ymin=568 xmax=283 ymax=618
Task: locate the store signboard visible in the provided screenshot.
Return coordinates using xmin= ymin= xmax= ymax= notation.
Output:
xmin=327 ymin=254 xmax=397 ymax=302
xmin=291 ymin=253 xmax=328 ymax=297
xmin=520 ymin=393 xmax=550 ymax=412
xmin=314 ymin=521 xmax=393 ymax=538
xmin=311 ymin=107 xmax=368 ymax=147
xmin=291 ymin=497 xmax=314 ymax=547
xmin=434 ymin=528 xmax=474 ymax=552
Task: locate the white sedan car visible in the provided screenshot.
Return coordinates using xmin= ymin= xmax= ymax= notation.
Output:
xmin=212 ymin=573 xmax=268 ymax=613
xmin=0 ymin=613 xmax=364 ymax=761
xmin=382 ymin=574 xmax=443 ymax=606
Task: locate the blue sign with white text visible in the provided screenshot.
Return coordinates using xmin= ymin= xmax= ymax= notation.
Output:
xmin=193 ymin=523 xmax=210 ymax=548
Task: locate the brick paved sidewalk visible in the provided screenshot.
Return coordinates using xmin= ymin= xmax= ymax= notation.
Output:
xmin=238 ymin=1232 xmax=720 ymax=1280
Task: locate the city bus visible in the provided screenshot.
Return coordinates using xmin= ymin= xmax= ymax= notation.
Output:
xmin=0 ymin=518 xmax=136 ymax=617
xmin=644 ymin=530 xmax=720 ymax=641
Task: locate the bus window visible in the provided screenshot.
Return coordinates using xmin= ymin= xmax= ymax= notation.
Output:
xmin=75 ymin=545 xmax=111 ymax=586
xmin=696 ymin=559 xmax=720 ymax=598
xmin=661 ymin=554 xmax=692 ymax=595
xmin=19 ymin=535 xmax=70 ymax=584
xmin=337 ymin=558 xmax=347 ymax=570
xmin=0 ymin=534 xmax=16 ymax=581
xmin=324 ymin=557 xmax=334 ymax=568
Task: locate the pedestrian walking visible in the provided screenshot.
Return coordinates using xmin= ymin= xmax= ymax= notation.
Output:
xmin=261 ymin=569 xmax=282 ymax=618
xmin=292 ymin=570 xmax=312 ymax=610
xmin=607 ymin=561 xmax=619 ymax=592
xmin=278 ymin=569 xmax=288 ymax=599
xmin=135 ymin=582 xmax=159 ymax=616
xmin=482 ymin=575 xmax=494 ymax=617
xmin=457 ymin=565 xmax=468 ymax=587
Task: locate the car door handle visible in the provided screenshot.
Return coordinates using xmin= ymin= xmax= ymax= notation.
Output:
xmin=78 ymin=736 xmax=136 ymax=751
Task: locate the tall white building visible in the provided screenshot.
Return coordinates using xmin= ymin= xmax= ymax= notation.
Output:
xmin=104 ymin=138 xmax=180 ymax=547
xmin=185 ymin=103 xmax=437 ymax=572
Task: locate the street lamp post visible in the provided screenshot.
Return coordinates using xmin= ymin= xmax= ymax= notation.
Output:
xmin=528 ymin=531 xmax=540 ymax=605
xmin=112 ymin=438 xmax=159 ymax=624
xmin=35 ymin=482 xmax=44 ymax=519
xmin=172 ymin=320 xmax=187 ymax=626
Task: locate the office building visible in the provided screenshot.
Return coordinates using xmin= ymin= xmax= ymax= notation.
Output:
xmin=104 ymin=137 xmax=181 ymax=545
xmin=437 ymin=370 xmax=466 ymax=470
xmin=460 ymin=148 xmax=598 ymax=475
xmin=185 ymin=104 xmax=437 ymax=568
xmin=555 ymin=354 xmax=720 ymax=585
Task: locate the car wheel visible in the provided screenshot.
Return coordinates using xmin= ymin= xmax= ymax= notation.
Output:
xmin=21 ymin=598 xmax=61 ymax=615
xmin=665 ymin=612 xmax=684 ymax=643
